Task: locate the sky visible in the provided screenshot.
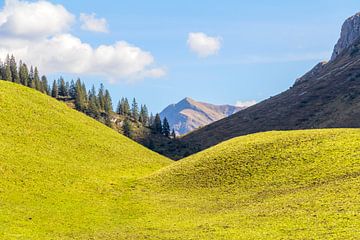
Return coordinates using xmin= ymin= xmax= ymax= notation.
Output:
xmin=0 ymin=0 xmax=360 ymax=113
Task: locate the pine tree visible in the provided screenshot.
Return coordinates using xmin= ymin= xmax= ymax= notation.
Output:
xmin=9 ymin=55 xmax=19 ymax=83
xmin=162 ymin=117 xmax=170 ymax=137
xmin=19 ymin=63 xmax=29 ymax=86
xmin=75 ymin=79 xmax=86 ymax=111
xmin=153 ymin=113 xmax=162 ymax=134
xmin=51 ymin=80 xmax=58 ymax=98
xmin=34 ymin=67 xmax=41 ymax=91
xmin=171 ymin=129 xmax=177 ymax=139
xmin=131 ymin=98 xmax=139 ymax=121
xmin=88 ymin=85 xmax=99 ymax=117
xmin=69 ymin=80 xmax=76 ymax=99
xmin=4 ymin=65 xmax=12 ymax=82
xmin=149 ymin=113 xmax=155 ymax=127
xmin=98 ymin=83 xmax=105 ymax=112
xmin=41 ymin=75 xmax=50 ymax=94
xmin=65 ymin=81 xmax=70 ymax=97
xmin=58 ymin=77 xmax=67 ymax=97
xmin=28 ymin=66 xmax=35 ymax=88
xmin=104 ymin=90 xmax=113 ymax=114
xmin=123 ymin=118 xmax=132 ymax=137
xmin=123 ymin=98 xmax=130 ymax=116
xmin=139 ymin=104 xmax=149 ymax=125
xmin=116 ymin=100 xmax=122 ymax=115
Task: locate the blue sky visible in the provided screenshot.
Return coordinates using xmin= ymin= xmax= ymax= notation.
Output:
xmin=1 ymin=0 xmax=360 ymax=112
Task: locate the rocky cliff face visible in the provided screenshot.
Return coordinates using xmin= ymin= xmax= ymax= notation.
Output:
xmin=331 ymin=12 xmax=360 ymax=61
xmin=160 ymin=98 xmax=243 ymax=135
xmin=296 ymin=12 xmax=360 ymax=85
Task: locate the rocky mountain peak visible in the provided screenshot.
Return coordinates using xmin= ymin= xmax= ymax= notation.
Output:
xmin=331 ymin=12 xmax=360 ymax=61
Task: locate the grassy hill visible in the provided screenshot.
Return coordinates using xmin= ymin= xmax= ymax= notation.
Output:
xmin=0 ymin=81 xmax=171 ymax=239
xmin=1 ymin=81 xmax=360 ymax=239
xmin=146 ymin=129 xmax=360 ymax=239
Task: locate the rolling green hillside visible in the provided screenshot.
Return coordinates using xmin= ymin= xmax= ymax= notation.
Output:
xmin=0 ymin=81 xmax=171 ymax=239
xmin=1 ymin=81 xmax=360 ymax=239
xmin=146 ymin=129 xmax=360 ymax=239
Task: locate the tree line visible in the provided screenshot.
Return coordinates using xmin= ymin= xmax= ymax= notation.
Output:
xmin=0 ymin=55 xmax=175 ymax=139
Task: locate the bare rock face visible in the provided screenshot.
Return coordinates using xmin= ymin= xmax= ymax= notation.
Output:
xmin=331 ymin=12 xmax=360 ymax=61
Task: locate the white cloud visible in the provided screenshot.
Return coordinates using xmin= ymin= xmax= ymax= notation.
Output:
xmin=187 ymin=32 xmax=221 ymax=57
xmin=0 ymin=0 xmax=74 ymax=38
xmin=0 ymin=0 xmax=165 ymax=83
xmin=80 ymin=13 xmax=108 ymax=33
xmin=235 ymin=100 xmax=257 ymax=108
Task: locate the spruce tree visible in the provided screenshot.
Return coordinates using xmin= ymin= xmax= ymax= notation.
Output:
xmin=75 ymin=79 xmax=86 ymax=111
xmin=9 ymin=55 xmax=19 ymax=83
xmin=131 ymin=98 xmax=139 ymax=121
xmin=153 ymin=113 xmax=162 ymax=134
xmin=41 ymin=75 xmax=49 ymax=94
xmin=51 ymin=80 xmax=58 ymax=98
xmin=104 ymin=90 xmax=113 ymax=114
xmin=123 ymin=98 xmax=130 ymax=116
xmin=4 ymin=65 xmax=12 ymax=82
xmin=88 ymin=85 xmax=99 ymax=117
xmin=123 ymin=118 xmax=132 ymax=137
xmin=171 ymin=129 xmax=177 ymax=139
xmin=69 ymin=80 xmax=76 ymax=98
xmin=116 ymin=100 xmax=122 ymax=115
xmin=28 ymin=66 xmax=35 ymax=88
xmin=98 ymin=83 xmax=105 ymax=112
xmin=58 ymin=77 xmax=66 ymax=97
xmin=139 ymin=104 xmax=149 ymax=125
xmin=162 ymin=117 xmax=170 ymax=137
xmin=19 ymin=63 xmax=29 ymax=86
xmin=34 ymin=67 xmax=41 ymax=91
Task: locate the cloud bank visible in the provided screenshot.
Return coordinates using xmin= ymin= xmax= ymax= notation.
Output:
xmin=187 ymin=32 xmax=221 ymax=57
xmin=0 ymin=0 xmax=165 ymax=82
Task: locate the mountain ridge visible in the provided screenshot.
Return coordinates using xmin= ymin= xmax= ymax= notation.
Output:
xmin=160 ymin=97 xmax=244 ymax=135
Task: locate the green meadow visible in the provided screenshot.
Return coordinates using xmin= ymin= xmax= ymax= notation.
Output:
xmin=1 ymin=81 xmax=360 ymax=239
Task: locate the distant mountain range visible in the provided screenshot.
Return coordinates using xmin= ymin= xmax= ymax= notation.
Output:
xmin=160 ymin=97 xmax=245 ymax=135
xmin=179 ymin=12 xmax=360 ymax=156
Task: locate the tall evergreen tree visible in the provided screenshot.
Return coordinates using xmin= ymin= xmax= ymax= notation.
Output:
xmin=9 ymin=55 xmax=19 ymax=83
xmin=162 ymin=117 xmax=170 ymax=137
xmin=41 ymin=75 xmax=50 ymax=94
xmin=58 ymin=77 xmax=67 ymax=97
xmin=123 ymin=98 xmax=130 ymax=116
xmin=88 ymin=85 xmax=99 ymax=117
xmin=171 ymin=129 xmax=177 ymax=139
xmin=75 ymin=79 xmax=86 ymax=111
xmin=19 ymin=63 xmax=29 ymax=86
xmin=149 ymin=113 xmax=155 ymax=127
xmin=98 ymin=83 xmax=105 ymax=112
xmin=139 ymin=104 xmax=149 ymax=125
xmin=116 ymin=100 xmax=122 ymax=115
xmin=123 ymin=118 xmax=132 ymax=137
xmin=34 ymin=67 xmax=41 ymax=91
xmin=131 ymin=98 xmax=139 ymax=121
xmin=69 ymin=80 xmax=76 ymax=98
xmin=153 ymin=113 xmax=162 ymax=134
xmin=4 ymin=65 xmax=12 ymax=82
xmin=51 ymin=80 xmax=58 ymax=98
xmin=28 ymin=66 xmax=35 ymax=88
xmin=104 ymin=90 xmax=113 ymax=114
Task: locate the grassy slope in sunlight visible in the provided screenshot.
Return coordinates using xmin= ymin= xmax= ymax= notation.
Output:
xmin=1 ymin=81 xmax=360 ymax=239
